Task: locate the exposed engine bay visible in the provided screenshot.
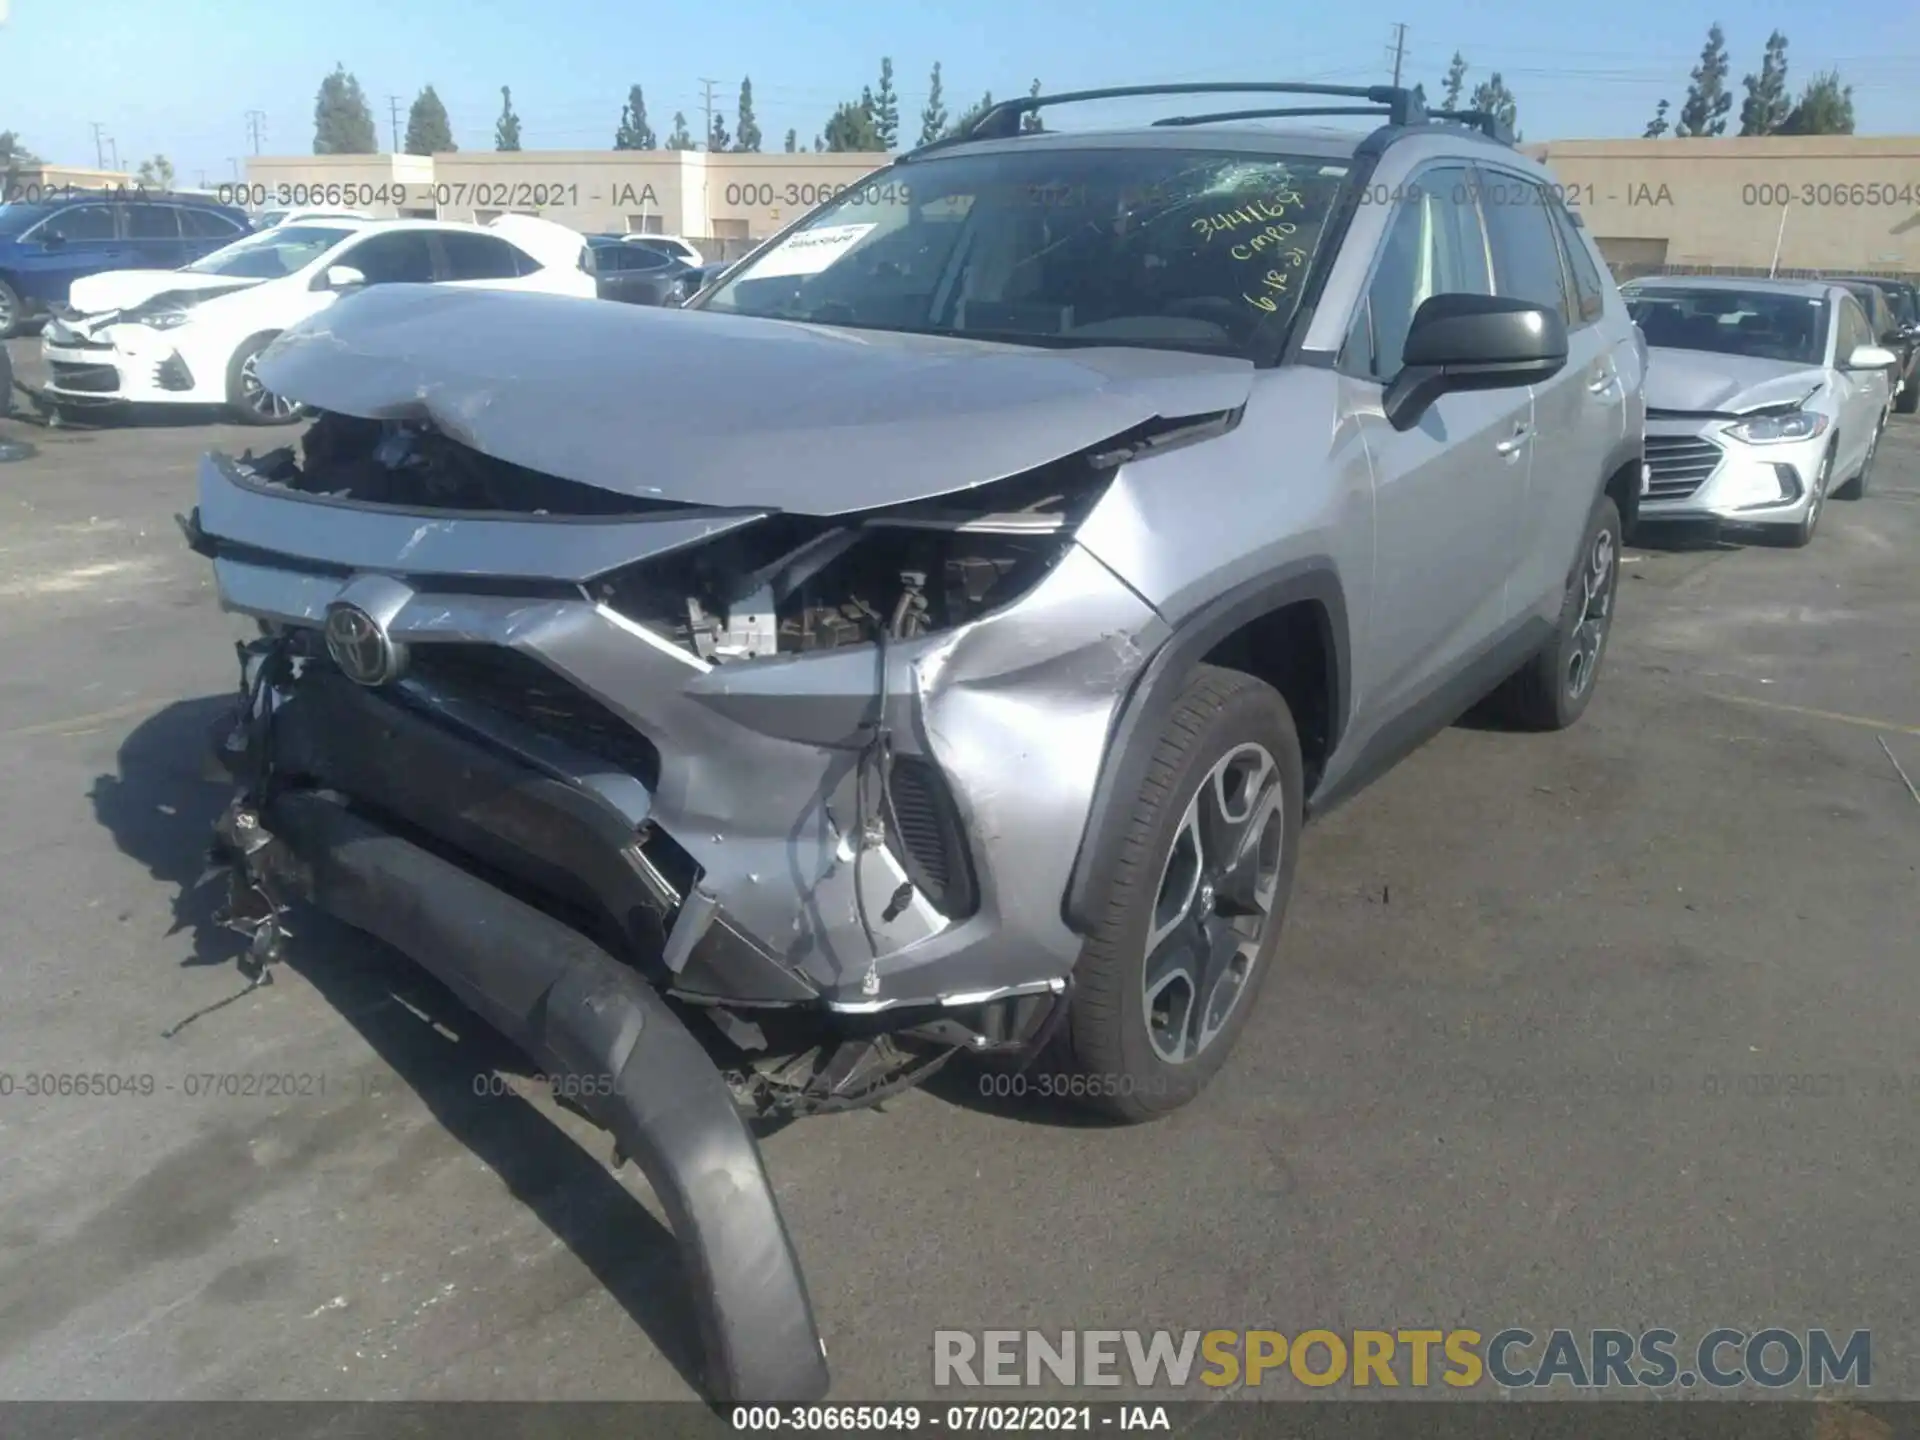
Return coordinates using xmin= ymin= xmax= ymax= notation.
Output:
xmin=234 ymin=408 xmax=1221 ymax=663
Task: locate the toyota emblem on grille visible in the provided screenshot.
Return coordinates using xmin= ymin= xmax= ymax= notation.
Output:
xmin=324 ymin=602 xmax=406 ymax=686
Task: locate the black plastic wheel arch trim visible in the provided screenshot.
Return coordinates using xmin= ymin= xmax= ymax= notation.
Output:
xmin=262 ymin=790 xmax=831 ymax=1404
xmin=1061 ymin=558 xmax=1348 ymax=935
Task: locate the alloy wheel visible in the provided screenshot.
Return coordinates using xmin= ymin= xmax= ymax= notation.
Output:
xmin=240 ymin=351 xmax=299 ymax=420
xmin=1565 ymin=523 xmax=1616 ymax=701
xmin=0 ymin=291 xmax=14 ymax=335
xmin=1141 ymin=742 xmax=1287 ymax=1065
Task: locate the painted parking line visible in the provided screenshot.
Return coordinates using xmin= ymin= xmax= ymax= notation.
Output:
xmin=1705 ymin=691 xmax=1920 ymax=739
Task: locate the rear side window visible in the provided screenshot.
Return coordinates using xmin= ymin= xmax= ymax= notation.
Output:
xmin=1546 ymin=202 xmax=1605 ymax=326
xmin=437 ymin=231 xmax=525 ymax=280
xmin=126 ymin=204 xmax=180 ymax=239
xmin=181 ymin=207 xmax=244 ymax=238
xmin=1477 ymin=172 xmax=1571 ymax=321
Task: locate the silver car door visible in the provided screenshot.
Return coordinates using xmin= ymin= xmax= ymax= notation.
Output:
xmin=1338 ymin=162 xmax=1531 ymax=728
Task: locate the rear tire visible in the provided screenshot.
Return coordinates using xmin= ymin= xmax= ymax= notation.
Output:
xmin=225 ymin=334 xmax=304 ymax=426
xmin=1491 ymin=494 xmax=1622 ymax=731
xmin=1059 ymin=665 xmax=1304 ymax=1123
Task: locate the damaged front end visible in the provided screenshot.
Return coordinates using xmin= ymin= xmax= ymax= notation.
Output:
xmin=180 ymin=315 xmax=1234 ymax=1396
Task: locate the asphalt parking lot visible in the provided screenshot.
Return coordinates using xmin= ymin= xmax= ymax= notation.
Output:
xmin=2 ymin=333 xmax=1918 ymax=1405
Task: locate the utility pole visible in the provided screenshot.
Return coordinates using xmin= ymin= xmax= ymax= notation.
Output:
xmin=388 ymin=96 xmax=403 ymax=153
xmin=91 ymin=121 xmax=106 ymax=169
xmin=105 ymin=137 xmax=119 ymax=171
xmin=245 ymin=110 xmax=266 ymax=154
xmin=1389 ymin=23 xmax=1407 ymax=88
xmin=699 ymin=78 xmax=718 ymax=150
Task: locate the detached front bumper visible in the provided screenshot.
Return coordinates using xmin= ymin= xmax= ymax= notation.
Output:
xmin=1639 ymin=417 xmax=1829 ymax=525
xmin=211 ymin=765 xmax=830 ymax=1402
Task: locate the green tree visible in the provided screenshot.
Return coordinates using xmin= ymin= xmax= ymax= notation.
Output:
xmin=919 ymin=62 xmax=948 ymax=146
xmin=1739 ymin=30 xmax=1792 ymax=136
xmin=1468 ymin=73 xmax=1518 ymax=138
xmin=1676 ymin=22 xmax=1733 ymax=136
xmin=707 ymin=102 xmax=730 ymax=152
xmin=313 ymin=64 xmax=378 ymax=154
xmin=614 ymin=85 xmax=656 ymax=149
xmin=665 ymin=112 xmax=696 ymax=150
xmin=784 ymin=128 xmax=798 ymax=152
xmin=134 ymin=154 xmax=175 ymax=189
xmin=1779 ymin=69 xmax=1854 ymax=134
xmin=1442 ymin=52 xmax=1468 ymax=110
xmin=735 ymin=77 xmax=762 ymax=152
xmin=405 ymin=85 xmax=456 ymax=155
xmin=871 ymin=57 xmax=900 ymax=148
xmin=1644 ymin=98 xmax=1672 ymax=137
xmin=1020 ymin=78 xmax=1045 ymax=133
xmin=946 ymin=91 xmax=994 ymax=139
xmin=495 ymin=85 xmax=522 ymax=151
xmin=822 ymin=97 xmax=883 ymax=151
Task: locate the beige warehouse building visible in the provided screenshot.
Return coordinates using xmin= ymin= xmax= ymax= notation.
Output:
xmin=240 ymin=133 xmax=1920 ymax=276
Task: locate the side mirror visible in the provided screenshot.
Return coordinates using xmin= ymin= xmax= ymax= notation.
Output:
xmin=1844 ymin=344 xmax=1899 ymax=371
xmin=320 ymin=264 xmax=366 ymax=292
xmin=1384 ymin=294 xmax=1569 ymax=431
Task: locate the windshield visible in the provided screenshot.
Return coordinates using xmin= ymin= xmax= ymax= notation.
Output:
xmin=0 ymin=203 xmax=54 ymax=238
xmin=184 ymin=224 xmax=353 ymax=278
xmin=698 ymin=147 xmax=1350 ymax=358
xmin=1624 ymin=287 xmax=1827 ymax=366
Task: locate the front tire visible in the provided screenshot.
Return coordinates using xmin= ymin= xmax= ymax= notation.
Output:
xmin=1896 ymin=364 xmax=1918 ymax=416
xmin=0 ymin=278 xmax=23 ymax=341
xmin=1491 ymin=494 xmax=1622 ymax=731
xmin=1059 ymin=666 xmax=1304 ymax=1122
xmin=225 ymin=334 xmax=303 ymax=426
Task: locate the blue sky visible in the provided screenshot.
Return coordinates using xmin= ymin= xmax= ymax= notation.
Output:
xmin=3 ymin=0 xmax=1917 ymax=184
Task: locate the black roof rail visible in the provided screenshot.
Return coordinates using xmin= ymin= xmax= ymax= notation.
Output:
xmin=906 ymin=81 xmax=1426 ymax=156
xmin=1153 ymin=105 xmax=1394 ymax=127
xmin=1423 ymin=108 xmax=1513 ymax=144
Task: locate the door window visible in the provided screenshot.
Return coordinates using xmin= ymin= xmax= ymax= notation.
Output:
xmin=437 ymin=231 xmax=527 ymax=280
xmin=1835 ymin=296 xmax=1872 ymax=360
xmin=125 ymin=204 xmax=181 ymax=239
xmin=1546 ymin=202 xmax=1605 ymax=326
xmin=33 ymin=204 xmax=115 ymax=241
xmin=1342 ymin=165 xmax=1491 ymax=380
xmin=181 ymin=207 xmax=244 ymax=238
xmin=1478 ymin=172 xmax=1572 ymax=320
xmin=334 ymin=230 xmax=435 ymax=284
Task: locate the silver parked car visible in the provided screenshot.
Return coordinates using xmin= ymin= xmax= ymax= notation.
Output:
xmin=179 ymin=82 xmax=1645 ymax=1402
xmin=1624 ymin=275 xmax=1898 ymax=546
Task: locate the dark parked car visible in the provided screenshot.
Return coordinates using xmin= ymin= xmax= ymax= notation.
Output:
xmin=585 ymin=236 xmax=701 ymax=306
xmin=1835 ymin=275 xmax=1920 ymax=413
xmin=0 ymin=191 xmax=253 ymax=338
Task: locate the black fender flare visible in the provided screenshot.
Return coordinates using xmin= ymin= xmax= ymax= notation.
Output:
xmin=1061 ymin=558 xmax=1350 ymax=935
xmin=1599 ymin=428 xmax=1645 ymax=529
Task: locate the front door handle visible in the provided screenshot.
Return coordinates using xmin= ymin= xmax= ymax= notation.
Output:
xmin=1495 ymin=425 xmax=1531 ymax=456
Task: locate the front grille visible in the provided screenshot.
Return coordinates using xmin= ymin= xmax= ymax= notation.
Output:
xmin=48 ymin=360 xmax=119 ymax=393
xmin=1644 ymin=434 xmax=1723 ymax=500
xmin=885 ymin=754 xmax=977 ymax=920
xmin=402 ymin=644 xmax=661 ymax=787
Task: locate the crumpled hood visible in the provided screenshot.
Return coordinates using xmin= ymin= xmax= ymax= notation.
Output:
xmin=1643 ymin=348 xmax=1826 ymax=415
xmin=253 ymin=283 xmax=1256 ymax=515
xmin=67 ymin=269 xmax=263 ymax=316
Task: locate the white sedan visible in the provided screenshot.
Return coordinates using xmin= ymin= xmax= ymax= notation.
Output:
xmin=41 ymin=216 xmax=596 ymax=424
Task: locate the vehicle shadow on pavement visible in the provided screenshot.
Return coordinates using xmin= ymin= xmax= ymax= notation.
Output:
xmin=90 ymin=696 xmax=712 ymax=1397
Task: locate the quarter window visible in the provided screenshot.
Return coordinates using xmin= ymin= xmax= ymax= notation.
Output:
xmin=1343 ymin=165 xmax=1492 ymax=380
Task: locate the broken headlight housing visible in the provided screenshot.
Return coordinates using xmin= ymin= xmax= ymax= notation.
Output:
xmin=594 ymin=463 xmax=1109 ymax=662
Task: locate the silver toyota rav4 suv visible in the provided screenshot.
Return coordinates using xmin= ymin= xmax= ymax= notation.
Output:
xmin=180 ymin=83 xmax=1645 ymax=1402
